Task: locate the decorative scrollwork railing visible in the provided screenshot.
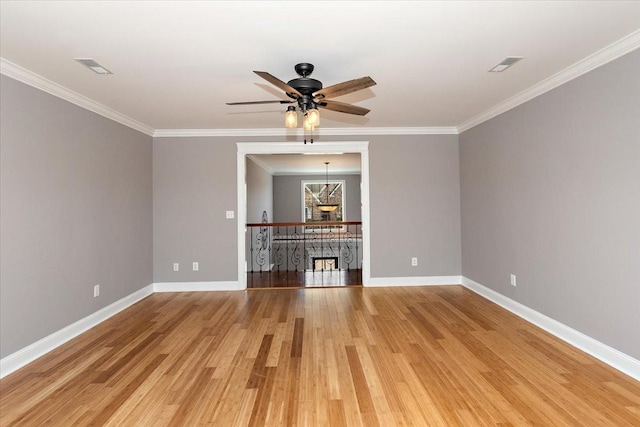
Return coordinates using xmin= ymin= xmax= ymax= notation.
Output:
xmin=246 ymin=221 xmax=362 ymax=273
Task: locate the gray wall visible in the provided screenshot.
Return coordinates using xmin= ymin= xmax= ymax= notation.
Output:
xmin=152 ymin=135 xmax=462 ymax=284
xmin=153 ymin=137 xmax=237 ymax=283
xmin=370 ymin=135 xmax=461 ymax=277
xmin=273 ymin=173 xmax=361 ymax=223
xmin=460 ymin=49 xmax=640 ymax=359
xmin=246 ymin=157 xmax=273 ymax=224
xmin=0 ymin=75 xmax=153 ymax=358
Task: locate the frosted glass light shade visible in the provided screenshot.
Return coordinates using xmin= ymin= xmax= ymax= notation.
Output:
xmin=285 ymin=108 xmax=297 ymax=128
xmin=307 ymin=108 xmax=320 ymax=127
xmin=303 ymin=115 xmax=314 ymax=131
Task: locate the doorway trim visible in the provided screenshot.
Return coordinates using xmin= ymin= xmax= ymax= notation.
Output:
xmin=237 ymin=141 xmax=371 ymax=289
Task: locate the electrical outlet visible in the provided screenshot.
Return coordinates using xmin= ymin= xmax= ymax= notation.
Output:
xmin=510 ymin=274 xmax=517 ymax=287
xmin=173 ymin=263 xmax=179 ymax=272
xmin=94 ymin=284 xmax=100 ymax=297
xmin=226 ymin=210 xmax=235 ymax=219
xmin=193 ymin=262 xmax=199 ymax=271
xmin=411 ymin=257 xmax=418 ymax=267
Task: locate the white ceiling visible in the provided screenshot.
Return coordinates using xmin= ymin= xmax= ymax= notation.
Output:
xmin=1 ymin=1 xmax=639 ymax=134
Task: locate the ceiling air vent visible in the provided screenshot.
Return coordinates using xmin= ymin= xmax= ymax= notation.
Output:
xmin=489 ymin=57 xmax=523 ymax=72
xmin=75 ymin=58 xmax=113 ymax=75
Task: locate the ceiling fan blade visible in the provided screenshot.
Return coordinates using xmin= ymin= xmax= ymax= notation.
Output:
xmin=313 ymin=76 xmax=376 ymax=99
xmin=254 ymin=71 xmax=303 ymax=97
xmin=319 ymin=100 xmax=370 ymax=116
xmin=226 ymin=100 xmax=294 ymax=105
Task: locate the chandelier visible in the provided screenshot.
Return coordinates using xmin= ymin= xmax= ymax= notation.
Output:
xmin=316 ymin=162 xmax=339 ymax=212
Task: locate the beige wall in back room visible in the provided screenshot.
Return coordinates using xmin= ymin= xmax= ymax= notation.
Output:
xmin=273 ymin=173 xmax=362 ymax=223
xmin=246 ymin=157 xmax=273 ymax=224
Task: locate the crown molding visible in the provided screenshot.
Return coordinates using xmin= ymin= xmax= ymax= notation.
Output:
xmin=154 ymin=128 xmax=298 ymax=138
xmin=458 ymin=30 xmax=640 ymax=133
xmin=153 ymin=126 xmax=459 ymax=138
xmin=4 ymin=27 xmax=639 ymax=138
xmin=246 ymin=154 xmax=275 ymax=174
xmin=0 ymin=58 xmax=155 ymax=136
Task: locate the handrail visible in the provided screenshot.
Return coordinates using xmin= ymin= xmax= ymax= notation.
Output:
xmin=246 ymin=221 xmax=362 ymax=227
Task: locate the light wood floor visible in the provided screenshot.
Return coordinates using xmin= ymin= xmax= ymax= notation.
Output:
xmin=1 ymin=286 xmax=639 ymax=426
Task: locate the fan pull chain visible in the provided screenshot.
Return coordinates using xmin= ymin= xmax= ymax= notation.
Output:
xmin=303 ymin=127 xmax=314 ymax=144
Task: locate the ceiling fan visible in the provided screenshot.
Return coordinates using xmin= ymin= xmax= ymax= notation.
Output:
xmin=226 ymin=63 xmax=376 ymax=130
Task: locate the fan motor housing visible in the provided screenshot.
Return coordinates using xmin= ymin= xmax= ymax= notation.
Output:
xmin=287 ymin=77 xmax=322 ymax=96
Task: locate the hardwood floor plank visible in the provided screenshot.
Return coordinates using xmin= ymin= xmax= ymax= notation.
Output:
xmin=206 ymin=355 xmax=254 ymax=423
xmin=393 ymin=355 xmax=449 ymax=426
xmin=1 ymin=286 xmax=638 ymax=426
xmin=344 ymin=345 xmax=377 ymax=418
xmin=290 ymin=318 xmax=304 ymax=358
xmin=328 ymin=399 xmax=348 ymax=427
xmin=234 ymin=388 xmax=258 ymax=427
xmin=166 ymin=367 xmax=215 ymax=426
xmin=89 ymin=353 xmax=167 ymax=426
xmin=247 ymin=366 xmax=277 ymax=426
xmin=283 ymin=357 xmax=301 ymax=426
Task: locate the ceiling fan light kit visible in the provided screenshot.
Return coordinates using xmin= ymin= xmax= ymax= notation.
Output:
xmin=285 ymin=106 xmax=297 ymax=128
xmin=303 ymin=115 xmax=315 ymax=132
xmin=306 ymin=107 xmax=320 ymax=127
xmin=227 ymin=63 xmax=375 ymax=143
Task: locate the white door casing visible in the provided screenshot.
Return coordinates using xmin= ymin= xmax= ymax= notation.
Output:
xmin=237 ymin=141 xmax=371 ymax=289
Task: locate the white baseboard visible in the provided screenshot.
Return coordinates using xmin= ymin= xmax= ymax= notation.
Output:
xmin=153 ymin=281 xmax=241 ymax=292
xmin=0 ymin=284 xmax=154 ymax=379
xmin=461 ymin=276 xmax=640 ymax=381
xmin=366 ymin=275 xmax=462 ymax=287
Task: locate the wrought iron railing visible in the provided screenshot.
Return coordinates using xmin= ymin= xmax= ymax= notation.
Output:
xmin=245 ymin=221 xmax=362 ymax=274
